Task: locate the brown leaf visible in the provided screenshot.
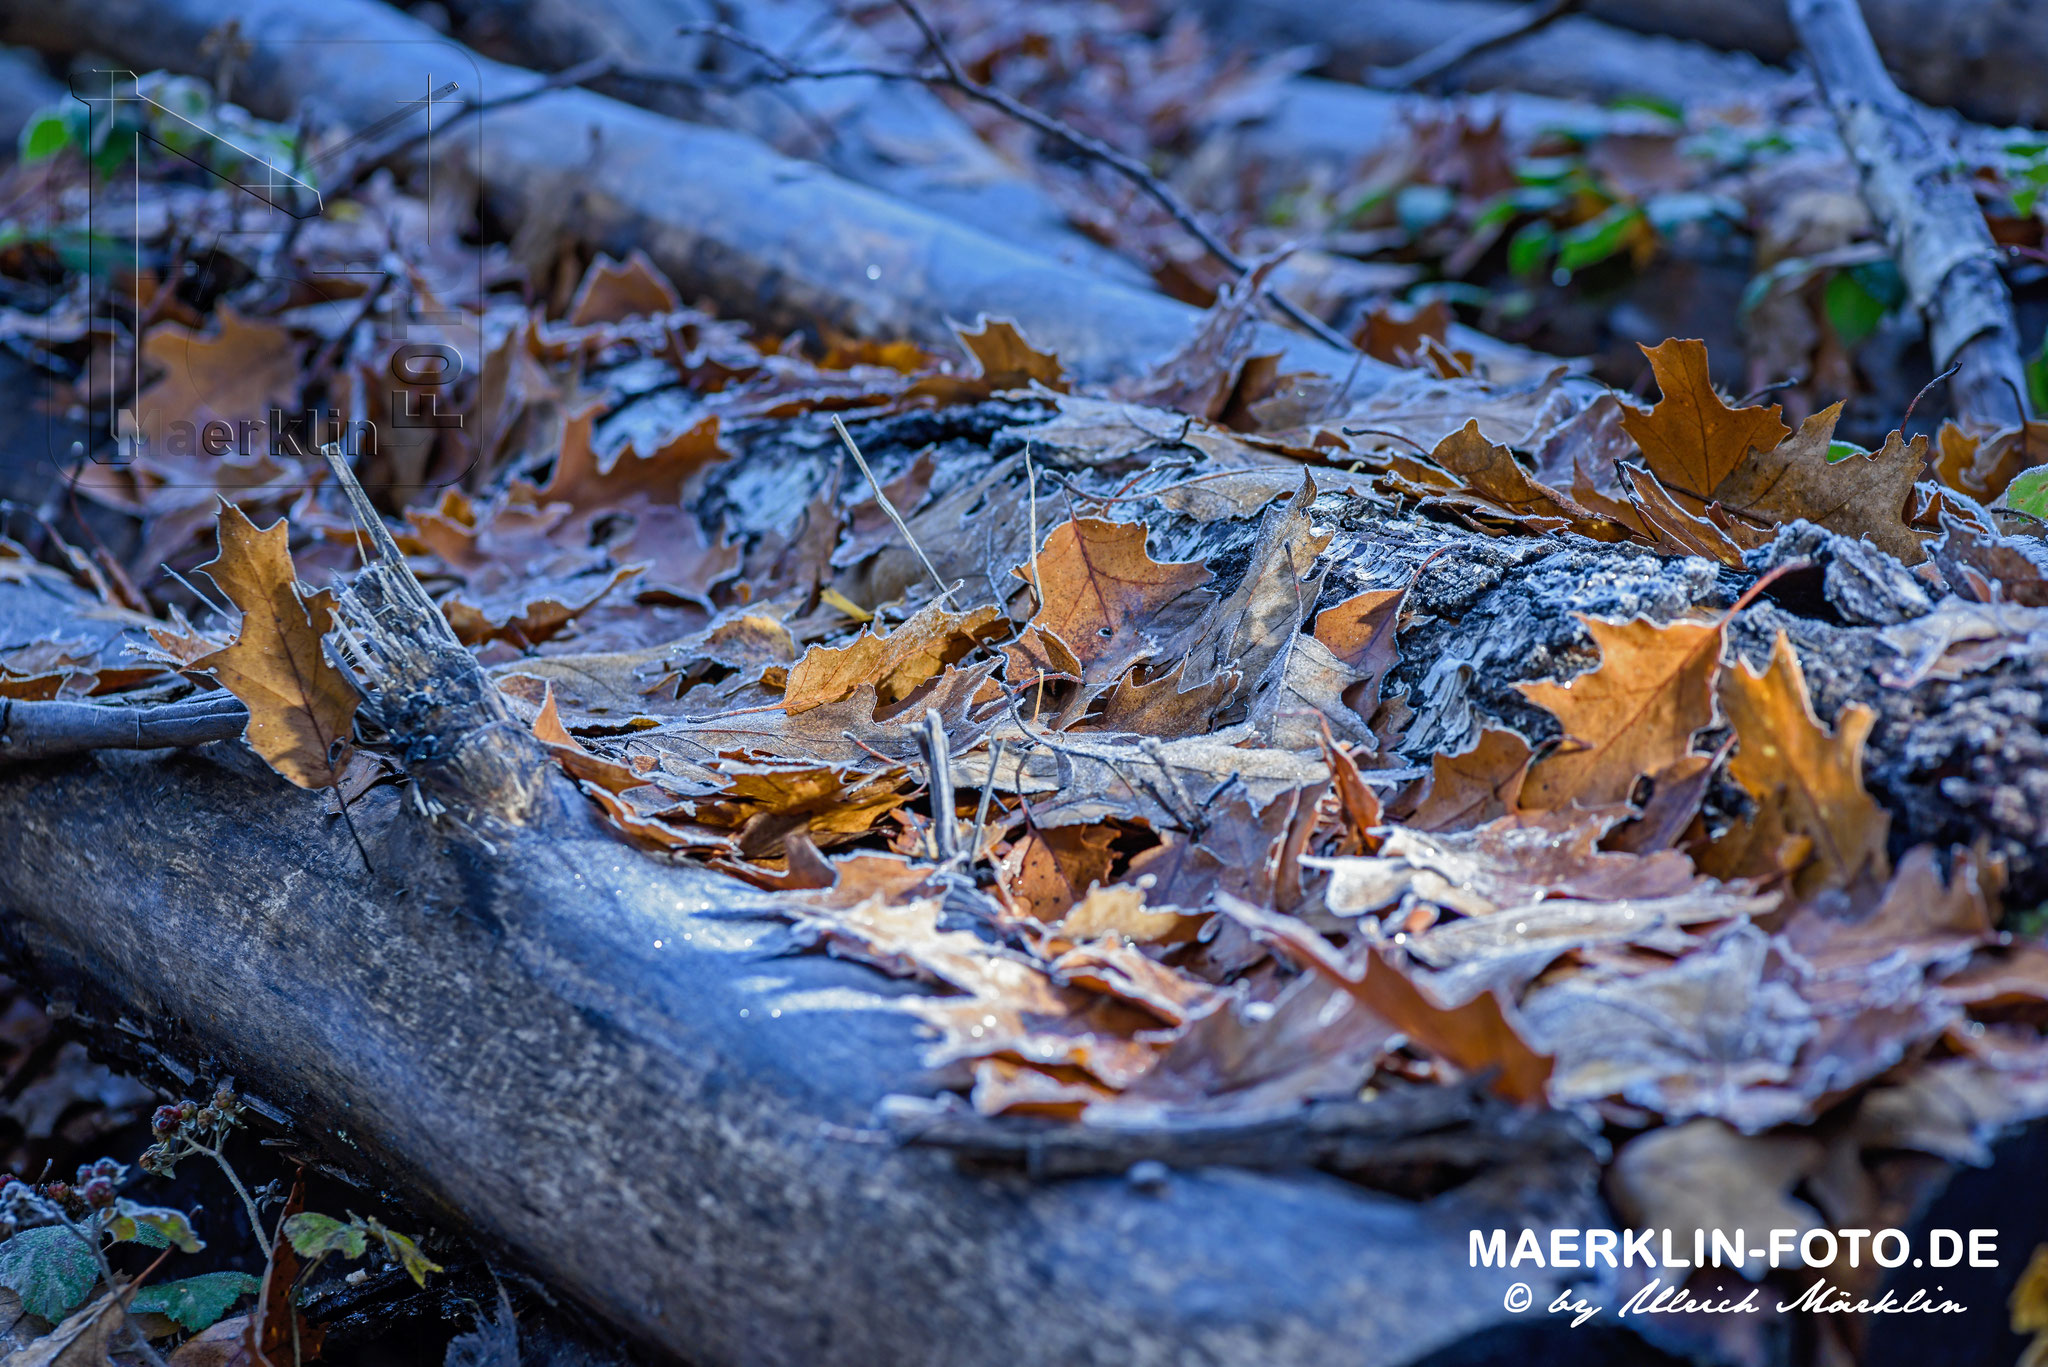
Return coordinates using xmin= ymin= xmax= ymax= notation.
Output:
xmin=1400 ymin=727 xmax=1533 ymax=831
xmin=999 ymin=824 xmax=1121 ymax=922
xmin=565 ymin=249 xmax=682 ymax=327
xmin=1015 ymin=518 xmax=1212 ymax=687
xmin=1093 ymin=661 xmax=1239 ymax=736
xmin=1620 ymin=338 xmax=1788 ymax=496
xmin=6 ymin=1280 xmax=140 ymax=1366
xmin=1517 ymin=613 xmax=1720 ymax=812
xmin=784 ymin=601 xmax=1001 ymax=714
xmin=1521 ymin=923 xmax=1817 ymax=1129
xmin=137 ymin=305 xmax=300 ymax=441
xmin=1222 ymin=896 xmax=1554 ymax=1105
xmin=1931 ymin=512 xmax=2048 ymax=607
xmin=1783 ymin=844 xmax=1995 ymax=976
xmin=1719 ymin=631 xmax=1889 ymax=895
xmin=192 ymin=505 xmax=360 ymax=788
xmin=1713 ymin=406 xmax=1927 ymax=565
xmin=1616 ymin=462 xmax=1747 ymax=567
xmin=1607 ymin=1120 xmax=1823 ymax=1278
xmin=1427 ymin=419 xmax=1608 ymax=533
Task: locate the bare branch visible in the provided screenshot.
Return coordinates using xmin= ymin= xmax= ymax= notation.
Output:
xmin=680 ymin=9 xmax=1358 ymax=354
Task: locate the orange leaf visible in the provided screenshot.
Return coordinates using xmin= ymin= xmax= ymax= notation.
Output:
xmin=1015 ymin=518 xmax=1212 ymax=686
xmin=192 ymin=505 xmax=360 ymax=789
xmin=1717 ymin=631 xmax=1889 ymax=894
xmin=1517 ymin=614 xmax=1720 ymax=811
xmin=1620 ymin=338 xmax=1788 ymax=497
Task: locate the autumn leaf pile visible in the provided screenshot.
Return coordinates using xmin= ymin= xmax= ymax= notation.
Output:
xmin=8 ymin=127 xmax=2048 ymax=1301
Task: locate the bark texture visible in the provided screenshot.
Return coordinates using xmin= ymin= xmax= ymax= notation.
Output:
xmin=1790 ymin=0 xmax=2030 ymax=433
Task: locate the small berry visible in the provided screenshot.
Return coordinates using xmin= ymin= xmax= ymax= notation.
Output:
xmin=81 ymin=1178 xmax=114 ymax=1208
xmin=44 ymin=1181 xmax=69 ymax=1202
xmin=177 ymin=1101 xmax=198 ymax=1121
xmin=91 ymin=1158 xmax=120 ymax=1180
xmin=152 ymin=1106 xmax=181 ymax=1136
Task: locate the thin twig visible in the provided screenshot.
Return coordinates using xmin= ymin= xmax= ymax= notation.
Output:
xmin=1367 ymin=0 xmax=1584 ymax=91
xmin=831 ymin=415 xmax=959 ymax=606
xmin=682 ymin=5 xmax=1356 ymax=352
xmin=921 ymin=707 xmax=960 ymax=862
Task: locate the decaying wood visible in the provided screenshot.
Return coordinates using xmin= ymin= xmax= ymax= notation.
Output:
xmin=0 ymin=693 xmax=246 ymax=765
xmin=0 ymin=423 xmax=1625 ymax=1367
xmin=1790 ymin=0 xmax=2031 ymax=436
xmin=1 ymin=403 xmax=2046 ymax=1365
xmin=0 ymin=0 xmax=1365 ymax=385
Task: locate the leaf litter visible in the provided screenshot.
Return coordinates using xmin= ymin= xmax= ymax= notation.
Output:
xmin=12 ymin=102 xmax=2048 ymax=1338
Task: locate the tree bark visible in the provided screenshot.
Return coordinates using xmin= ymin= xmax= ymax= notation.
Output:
xmin=0 ymin=0 xmax=1364 ymax=386
xmin=1790 ymin=0 xmax=2031 ymax=435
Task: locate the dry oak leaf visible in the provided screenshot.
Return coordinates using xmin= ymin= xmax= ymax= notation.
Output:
xmin=137 ymin=305 xmax=300 ymax=436
xmin=1517 ymin=613 xmax=1720 ymax=811
xmin=565 ymin=249 xmax=683 ymax=327
xmin=1712 ymin=404 xmax=1927 ymax=565
xmin=1427 ymin=419 xmax=1609 ymax=533
xmin=1620 ymin=338 xmax=1788 ymax=497
xmin=1607 ymin=1120 xmax=1823 ymax=1280
xmin=1720 ymin=631 xmax=1889 ymax=895
xmin=193 ymin=504 xmax=360 ymax=788
xmin=1400 ymin=726 xmax=1533 ymax=831
xmin=903 ymin=317 xmax=1070 ymax=407
xmin=1016 ymin=518 xmax=1213 ymax=686
xmin=783 ymin=600 xmax=1001 ymax=714
xmin=1222 ymin=895 xmax=1553 ymax=1106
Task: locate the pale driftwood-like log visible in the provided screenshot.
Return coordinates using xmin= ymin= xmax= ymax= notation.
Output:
xmin=0 ymin=0 xmax=1364 ymax=386
xmin=1187 ymin=0 xmax=1793 ymax=109
xmin=1581 ymin=0 xmax=2048 ymax=127
xmin=433 ymin=0 xmax=1151 ymax=288
xmin=1790 ymin=0 xmax=2030 ymax=435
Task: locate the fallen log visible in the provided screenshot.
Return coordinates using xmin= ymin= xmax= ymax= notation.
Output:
xmin=0 ymin=413 xmax=1631 ymax=1367
xmin=433 ymin=0 xmax=1152 ymax=287
xmin=1185 ymin=0 xmax=1795 ymax=110
xmin=1580 ymin=0 xmax=2048 ymax=128
xmin=1790 ymin=0 xmax=2030 ymax=434
xmin=0 ymin=0 xmax=1364 ymax=385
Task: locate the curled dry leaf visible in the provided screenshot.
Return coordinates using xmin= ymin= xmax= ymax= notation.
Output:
xmin=784 ymin=601 xmax=1001 ymax=714
xmin=192 ymin=504 xmax=360 ymax=789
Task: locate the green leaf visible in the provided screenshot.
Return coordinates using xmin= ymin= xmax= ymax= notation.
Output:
xmin=1994 ymin=467 xmax=2048 ymax=525
xmin=283 ymin=1212 xmax=366 ymax=1260
xmin=365 ymin=1219 xmax=442 ymax=1288
xmin=0 ymin=1226 xmax=99 ymax=1321
xmin=18 ymin=111 xmax=69 ymax=164
xmin=1826 ymin=440 xmax=1868 ymax=463
xmin=131 ymin=1272 xmax=260 ymax=1332
xmin=107 ymin=1200 xmax=203 ymax=1254
xmin=1556 ymin=205 xmax=1643 ymax=273
xmin=1507 ymin=220 xmax=1555 ymax=277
